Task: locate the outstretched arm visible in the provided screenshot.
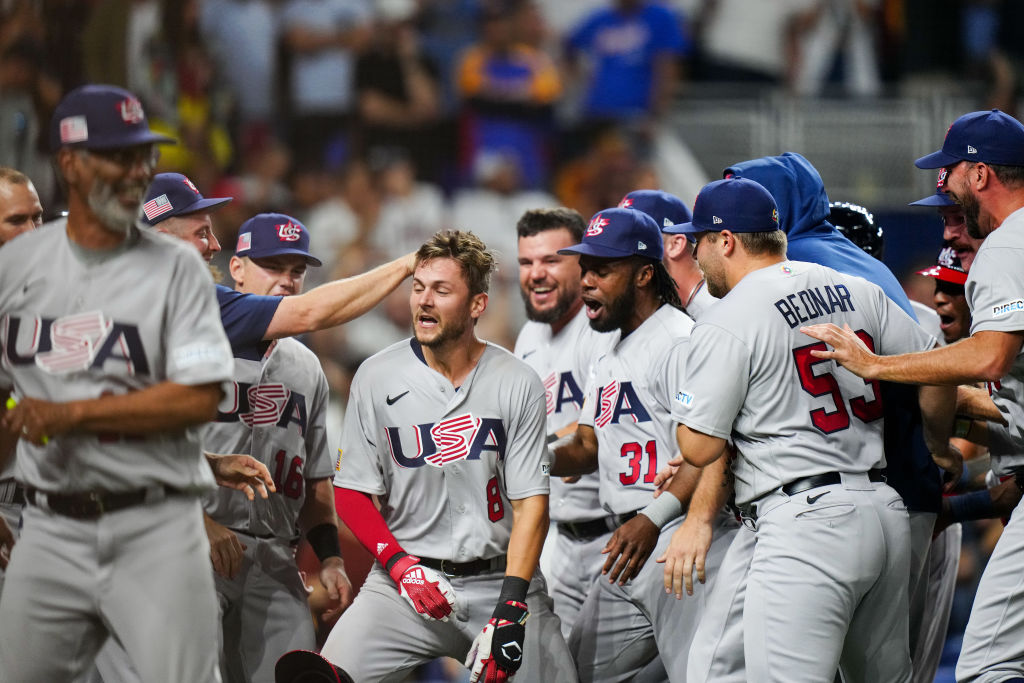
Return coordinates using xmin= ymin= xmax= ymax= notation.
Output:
xmin=549 ymin=424 xmax=599 ymax=476
xmin=264 ymin=253 xmax=416 ymax=340
xmin=801 ymin=324 xmax=1023 ymax=386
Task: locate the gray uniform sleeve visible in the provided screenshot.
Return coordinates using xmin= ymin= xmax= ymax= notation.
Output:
xmin=578 ymin=375 xmax=597 ymax=428
xmin=658 ymin=337 xmax=689 ymax=414
xmin=165 ymin=253 xmax=233 ymax=385
xmin=305 ymin=369 xmax=334 ymax=480
xmin=501 ymin=371 xmax=551 ymax=500
xmin=968 ymin=246 xmax=1024 ymax=335
xmin=673 ymin=323 xmax=750 ymax=439
xmin=874 ymin=287 xmax=937 ymax=355
xmin=333 ymin=369 xmax=387 ymax=495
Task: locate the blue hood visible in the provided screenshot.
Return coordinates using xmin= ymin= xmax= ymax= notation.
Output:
xmin=724 ymin=152 xmax=916 ymax=319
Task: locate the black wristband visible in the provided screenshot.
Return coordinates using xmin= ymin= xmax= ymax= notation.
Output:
xmin=306 ymin=523 xmax=342 ymax=562
xmin=384 ymin=550 xmax=410 ymax=573
xmin=495 ymin=575 xmax=530 ymax=608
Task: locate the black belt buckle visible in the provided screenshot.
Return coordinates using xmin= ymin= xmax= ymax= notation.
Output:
xmin=438 ymin=559 xmax=459 ymax=578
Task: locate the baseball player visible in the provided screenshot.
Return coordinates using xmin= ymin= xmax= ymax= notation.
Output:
xmin=619 ymin=189 xmax=716 ymax=321
xmin=323 ymin=230 xmax=577 ymax=682
xmin=0 ymin=84 xmax=233 ymax=682
xmin=0 ymin=166 xmax=42 ymax=587
xmin=195 ymin=213 xmax=352 ymax=683
xmin=513 ymin=207 xmax=616 ymax=639
xmin=550 ymin=207 xmax=739 ymax=681
xmin=802 ymin=110 xmax=1024 ymax=681
xmin=673 ymin=177 xmax=958 ymax=682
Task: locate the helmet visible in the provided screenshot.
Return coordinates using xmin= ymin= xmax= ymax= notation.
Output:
xmin=829 ymin=202 xmax=883 ymax=260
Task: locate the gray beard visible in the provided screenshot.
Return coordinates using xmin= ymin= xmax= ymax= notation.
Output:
xmin=87 ymin=179 xmax=139 ymax=234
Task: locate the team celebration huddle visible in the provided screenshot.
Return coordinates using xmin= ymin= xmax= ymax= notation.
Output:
xmin=2 ymin=82 xmax=1024 ymax=683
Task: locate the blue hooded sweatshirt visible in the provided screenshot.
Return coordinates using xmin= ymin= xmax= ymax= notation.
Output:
xmin=724 ymin=152 xmax=941 ymax=513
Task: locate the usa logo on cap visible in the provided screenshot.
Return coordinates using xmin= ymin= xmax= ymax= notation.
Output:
xmin=618 ymin=197 xmax=633 ymax=209
xmin=937 ymin=168 xmax=948 ymax=188
xmin=118 ymin=97 xmax=144 ymax=124
xmin=587 ymin=214 xmax=609 ymax=237
xmin=276 ymin=221 xmax=302 ymax=242
xmin=182 ymin=176 xmax=200 ymax=194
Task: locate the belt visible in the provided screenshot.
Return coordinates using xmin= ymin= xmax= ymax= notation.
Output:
xmin=741 ymin=470 xmax=887 ymax=524
xmin=782 ymin=469 xmax=885 ymax=496
xmin=0 ymin=479 xmax=25 ymax=506
xmin=25 ymin=485 xmax=185 ymax=519
xmin=418 ymin=554 xmax=507 ymax=578
xmin=557 ymin=510 xmax=638 ymax=541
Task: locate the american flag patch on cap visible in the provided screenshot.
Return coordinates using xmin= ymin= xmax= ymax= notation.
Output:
xmin=142 ymin=194 xmax=173 ymax=220
xmin=237 ymin=232 xmax=252 ymax=252
xmin=60 ymin=116 xmax=89 ymax=144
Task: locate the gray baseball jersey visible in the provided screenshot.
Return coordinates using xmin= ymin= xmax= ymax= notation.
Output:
xmin=684 ymin=280 xmax=716 ymax=322
xmin=333 ymin=339 xmax=550 ymax=561
xmin=202 ymin=337 xmax=333 ymax=540
xmin=0 ymin=220 xmax=233 ymax=491
xmin=514 ymin=307 xmax=613 ymax=523
xmin=966 ymin=207 xmax=1024 ymax=451
xmin=675 ymin=261 xmax=934 ymax=505
xmin=581 ymin=303 xmax=693 ymax=514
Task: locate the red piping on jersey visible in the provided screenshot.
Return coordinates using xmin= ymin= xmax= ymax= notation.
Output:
xmin=334 ymin=487 xmax=406 ymax=566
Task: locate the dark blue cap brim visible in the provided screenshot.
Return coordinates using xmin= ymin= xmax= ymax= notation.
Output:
xmin=558 ymin=243 xmax=645 ymax=258
xmin=144 ymin=197 xmax=232 ymax=226
xmin=914 ymin=150 xmax=962 ymax=169
xmin=908 ymin=193 xmax=956 ymax=207
xmin=244 ymin=248 xmax=323 ymax=267
xmin=662 ymin=221 xmax=701 ymax=236
xmin=85 ymin=129 xmax=177 ymax=150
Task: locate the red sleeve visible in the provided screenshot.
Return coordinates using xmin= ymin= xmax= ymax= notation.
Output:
xmin=334 ymin=486 xmax=407 ymax=568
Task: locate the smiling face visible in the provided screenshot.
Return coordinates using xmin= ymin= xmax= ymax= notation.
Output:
xmin=71 ymin=145 xmax=158 ymax=234
xmin=158 ymin=212 xmax=221 ymax=262
xmin=518 ymin=228 xmax=582 ymax=327
xmin=411 ymin=257 xmax=486 ymax=349
xmin=938 ymin=205 xmax=983 ymax=273
xmin=0 ymin=178 xmax=43 ymax=245
xmin=230 ymin=254 xmax=308 ymax=296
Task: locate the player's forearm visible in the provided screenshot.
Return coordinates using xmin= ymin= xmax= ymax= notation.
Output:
xmin=265 ymin=253 xmax=415 ymax=339
xmin=918 ymin=384 xmax=957 ymax=459
xmin=550 ymin=426 xmax=598 ymax=476
xmin=958 ymin=385 xmax=1006 ymax=423
xmin=870 ymin=332 xmax=1023 ymax=386
xmin=506 ymin=495 xmax=548 ymax=581
xmin=334 ymin=486 xmax=406 ymax=566
xmin=684 ymin=456 xmax=731 ymax=524
xmin=298 ymin=478 xmax=339 ymax=534
xmin=69 ymin=382 xmax=222 ymax=434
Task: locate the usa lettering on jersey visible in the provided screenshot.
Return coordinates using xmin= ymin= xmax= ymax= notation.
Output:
xmin=542 ymin=371 xmax=584 ymax=416
xmin=3 ymin=312 xmax=149 ymax=375
xmin=384 ymin=413 xmax=507 ymax=468
xmin=594 ymin=381 xmax=652 ymax=427
xmin=217 ymin=381 xmax=309 ymax=435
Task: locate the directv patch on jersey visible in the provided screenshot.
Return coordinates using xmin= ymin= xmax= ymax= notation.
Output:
xmin=992 ymin=299 xmax=1024 ymax=317
xmin=173 ymin=342 xmax=228 ymax=368
xmin=541 ymin=463 xmax=551 ymax=475
xmin=674 ymin=390 xmax=694 ymax=408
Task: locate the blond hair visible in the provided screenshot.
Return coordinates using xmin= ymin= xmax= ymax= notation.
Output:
xmin=415 ymin=230 xmax=497 ymax=295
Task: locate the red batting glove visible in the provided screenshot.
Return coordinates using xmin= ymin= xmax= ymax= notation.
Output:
xmin=388 ymin=554 xmax=456 ymax=621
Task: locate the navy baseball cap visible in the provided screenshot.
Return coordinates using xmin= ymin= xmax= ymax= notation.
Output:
xmin=558 ymin=208 xmax=664 ymax=260
xmin=275 ymin=650 xmax=354 ymax=683
xmin=50 ymin=84 xmax=175 ymax=152
xmin=915 ymin=109 xmax=1024 ymax=169
xmin=618 ymin=190 xmax=692 ymax=231
xmin=908 ymin=168 xmax=957 ymax=207
xmin=235 ymin=213 xmax=322 ymax=267
xmin=916 ymin=245 xmax=968 ymax=285
xmin=667 ymin=177 xmax=779 ymax=237
xmin=141 ymin=173 xmax=232 ymax=225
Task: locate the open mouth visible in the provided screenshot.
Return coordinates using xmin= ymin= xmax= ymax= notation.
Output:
xmin=582 ymin=296 xmax=603 ymax=320
xmin=938 ymin=313 xmax=956 ymax=329
xmin=417 ymin=313 xmax=439 ymax=329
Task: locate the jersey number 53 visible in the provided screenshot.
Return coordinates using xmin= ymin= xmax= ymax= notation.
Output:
xmin=792 ymin=330 xmax=884 ymax=434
